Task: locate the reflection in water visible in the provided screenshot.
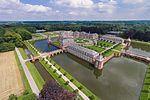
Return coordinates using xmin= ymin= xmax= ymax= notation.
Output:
xmin=66 ymin=53 xmax=102 ymax=78
xmin=33 ymin=40 xmax=58 ymax=52
xmin=126 ymin=42 xmax=150 ymax=57
xmin=52 ymin=54 xmax=147 ymax=100
xmin=33 ymin=40 xmax=149 ymax=100
xmin=23 ymin=45 xmax=53 ymax=82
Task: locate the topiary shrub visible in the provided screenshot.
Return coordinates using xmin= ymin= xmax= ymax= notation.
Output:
xmin=49 ymin=65 xmax=52 ymax=68
xmin=63 ymin=73 xmax=67 ymax=76
xmin=58 ymin=67 xmax=61 ymax=70
xmin=53 ymin=69 xmax=57 ymax=73
xmin=58 ymin=74 xmax=62 ymax=78
xmin=78 ymin=86 xmax=83 ymax=90
xmin=65 ymin=81 xmax=69 ymax=85
xmin=89 ymin=95 xmax=95 ymax=100
xmin=73 ymin=89 xmax=79 ymax=93
xmin=8 ymin=94 xmax=18 ymax=100
xmin=70 ymin=79 xmax=74 ymax=82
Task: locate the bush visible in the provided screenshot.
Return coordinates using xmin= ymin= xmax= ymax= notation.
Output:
xmin=45 ymin=61 xmax=48 ymax=64
xmin=23 ymin=89 xmax=29 ymax=95
xmin=58 ymin=67 xmax=61 ymax=70
xmin=58 ymin=74 xmax=62 ymax=78
xmin=8 ymin=94 xmax=17 ymax=100
xmin=53 ymin=69 xmax=57 ymax=73
xmin=89 ymin=95 xmax=95 ymax=100
xmin=22 ymin=93 xmax=37 ymax=100
xmin=73 ymin=89 xmax=79 ymax=93
xmin=49 ymin=65 xmax=52 ymax=68
xmin=70 ymin=79 xmax=74 ymax=82
xmin=63 ymin=73 xmax=67 ymax=76
xmin=78 ymin=86 xmax=83 ymax=90
xmin=65 ymin=81 xmax=69 ymax=85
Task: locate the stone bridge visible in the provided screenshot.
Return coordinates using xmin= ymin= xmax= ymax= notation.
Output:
xmin=122 ymin=51 xmax=150 ymax=63
xmin=26 ymin=49 xmax=63 ymax=62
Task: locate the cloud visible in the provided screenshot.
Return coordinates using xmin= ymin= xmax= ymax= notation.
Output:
xmin=0 ymin=0 xmax=51 ymax=13
xmin=52 ymin=0 xmax=94 ymax=8
xmin=122 ymin=0 xmax=145 ymax=4
xmin=96 ymin=0 xmax=117 ymax=14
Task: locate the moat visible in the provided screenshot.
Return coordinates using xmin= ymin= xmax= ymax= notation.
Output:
xmin=34 ymin=40 xmax=149 ymax=100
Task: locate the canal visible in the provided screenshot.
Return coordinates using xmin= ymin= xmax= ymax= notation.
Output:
xmin=34 ymin=40 xmax=149 ymax=100
xmin=23 ymin=45 xmax=54 ymax=82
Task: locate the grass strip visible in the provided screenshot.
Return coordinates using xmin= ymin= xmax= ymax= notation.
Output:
xmin=25 ymin=62 xmax=45 ymax=91
xmin=14 ymin=50 xmax=32 ymax=93
xmin=18 ymin=48 xmax=28 ymax=60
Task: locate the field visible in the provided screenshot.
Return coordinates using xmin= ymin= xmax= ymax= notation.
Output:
xmin=0 ymin=51 xmax=24 ymax=100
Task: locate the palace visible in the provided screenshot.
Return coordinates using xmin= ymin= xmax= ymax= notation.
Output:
xmin=58 ymin=31 xmax=99 ymax=48
xmin=100 ymin=35 xmax=124 ymax=44
xmin=65 ymin=44 xmax=105 ymax=69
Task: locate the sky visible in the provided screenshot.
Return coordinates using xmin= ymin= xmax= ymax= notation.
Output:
xmin=0 ymin=0 xmax=150 ymax=21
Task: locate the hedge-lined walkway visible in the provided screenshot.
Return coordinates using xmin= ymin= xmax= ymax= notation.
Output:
xmin=26 ymin=41 xmax=91 ymax=100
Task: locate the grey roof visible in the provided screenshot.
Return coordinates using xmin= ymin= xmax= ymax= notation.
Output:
xmin=101 ymin=35 xmax=123 ymax=40
xmin=67 ymin=44 xmax=99 ymax=58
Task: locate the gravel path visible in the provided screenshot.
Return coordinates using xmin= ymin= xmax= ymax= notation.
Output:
xmin=15 ymin=47 xmax=40 ymax=96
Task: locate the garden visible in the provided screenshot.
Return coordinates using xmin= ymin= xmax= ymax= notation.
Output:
xmin=74 ymin=38 xmax=89 ymax=44
xmin=84 ymin=46 xmax=105 ymax=53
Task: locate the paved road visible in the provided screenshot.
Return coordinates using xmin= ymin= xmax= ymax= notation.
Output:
xmin=15 ymin=47 xmax=40 ymax=96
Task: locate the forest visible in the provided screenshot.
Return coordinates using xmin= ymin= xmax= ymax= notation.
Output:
xmin=0 ymin=21 xmax=150 ymax=52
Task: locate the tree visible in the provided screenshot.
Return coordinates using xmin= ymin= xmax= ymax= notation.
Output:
xmin=8 ymin=94 xmax=17 ymax=100
xmin=16 ymin=28 xmax=32 ymax=40
xmin=0 ymin=42 xmax=15 ymax=52
xmin=39 ymin=80 xmax=76 ymax=100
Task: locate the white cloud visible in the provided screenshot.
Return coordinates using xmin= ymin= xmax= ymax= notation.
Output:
xmin=123 ymin=0 xmax=145 ymax=4
xmin=23 ymin=4 xmax=51 ymax=12
xmin=69 ymin=11 xmax=78 ymax=15
xmin=96 ymin=0 xmax=117 ymax=14
xmin=53 ymin=0 xmax=94 ymax=8
xmin=0 ymin=0 xmax=51 ymax=13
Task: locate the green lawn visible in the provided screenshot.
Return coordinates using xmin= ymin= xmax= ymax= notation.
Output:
xmin=25 ymin=62 xmax=45 ymax=91
xmin=43 ymin=32 xmax=59 ymax=36
xmin=32 ymin=34 xmax=43 ymax=37
xmin=102 ymin=50 xmax=119 ymax=57
xmin=14 ymin=51 xmax=32 ymax=93
xmin=74 ymin=38 xmax=89 ymax=44
xmin=18 ymin=48 xmax=28 ymax=60
xmin=24 ymin=42 xmax=40 ymax=56
xmin=97 ymin=40 xmax=114 ymax=47
xmin=52 ymin=40 xmax=60 ymax=46
xmin=51 ymin=36 xmax=59 ymax=39
xmin=140 ymin=64 xmax=150 ymax=100
xmin=84 ymin=46 xmax=105 ymax=53
xmin=113 ymin=45 xmax=123 ymax=51
xmin=132 ymin=40 xmax=150 ymax=45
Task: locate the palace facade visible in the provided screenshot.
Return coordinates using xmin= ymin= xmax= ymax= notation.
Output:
xmin=65 ymin=44 xmax=105 ymax=69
